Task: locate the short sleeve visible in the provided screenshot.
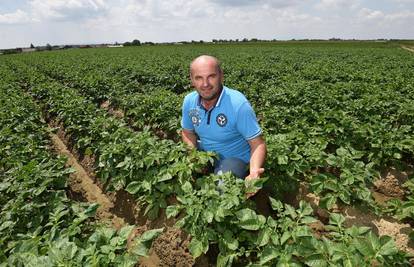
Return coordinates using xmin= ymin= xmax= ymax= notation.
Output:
xmin=236 ymin=101 xmax=262 ymax=140
xmin=181 ymin=96 xmax=194 ymax=131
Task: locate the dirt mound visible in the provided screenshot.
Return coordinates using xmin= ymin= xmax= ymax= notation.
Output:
xmin=374 ymin=167 xmax=410 ymax=198
xmin=150 ymin=228 xmax=194 ymax=267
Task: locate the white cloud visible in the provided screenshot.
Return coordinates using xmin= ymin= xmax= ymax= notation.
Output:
xmin=0 ymin=9 xmax=31 ymax=24
xmin=211 ymin=0 xmax=302 ymax=8
xmin=358 ymin=7 xmax=414 ymax=23
xmin=29 ymin=0 xmax=108 ymax=21
xmin=1 ymin=0 xmax=413 ymax=49
xmin=315 ymin=0 xmax=359 ymax=10
xmin=358 ymin=8 xmax=384 ymax=20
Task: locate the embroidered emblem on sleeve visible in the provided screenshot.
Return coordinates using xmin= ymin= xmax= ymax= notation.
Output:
xmin=216 ymin=113 xmax=227 ymax=127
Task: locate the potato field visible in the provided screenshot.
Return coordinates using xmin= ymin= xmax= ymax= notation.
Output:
xmin=1 ymin=41 xmax=414 ymax=266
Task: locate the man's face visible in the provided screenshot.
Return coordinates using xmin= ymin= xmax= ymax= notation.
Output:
xmin=190 ymin=60 xmax=223 ymax=101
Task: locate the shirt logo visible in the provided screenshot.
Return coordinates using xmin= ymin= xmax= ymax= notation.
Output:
xmin=189 ymin=108 xmax=201 ymax=126
xmin=216 ymin=113 xmax=227 ymax=127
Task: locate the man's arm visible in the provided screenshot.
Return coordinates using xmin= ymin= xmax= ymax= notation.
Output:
xmin=181 ymin=129 xmax=197 ymax=148
xmin=245 ymin=135 xmax=266 ymax=198
xmin=247 ymin=135 xmax=267 ymax=179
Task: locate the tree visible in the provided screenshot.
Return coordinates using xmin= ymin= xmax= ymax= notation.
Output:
xmin=132 ymin=39 xmax=141 ymax=46
xmin=30 ymin=43 xmax=35 ymax=48
xmin=46 ymin=43 xmax=52 ymax=50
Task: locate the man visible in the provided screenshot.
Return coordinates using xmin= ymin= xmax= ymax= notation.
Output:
xmin=181 ymin=55 xmax=266 ymax=197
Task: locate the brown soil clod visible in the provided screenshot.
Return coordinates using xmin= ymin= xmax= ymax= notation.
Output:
xmin=374 ymin=167 xmax=410 ymax=198
xmin=100 ymin=100 xmax=125 ymax=118
xmin=149 ymin=228 xmax=194 ymax=267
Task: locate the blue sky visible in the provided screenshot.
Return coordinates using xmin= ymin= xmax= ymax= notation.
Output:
xmin=0 ymin=0 xmax=413 ymax=49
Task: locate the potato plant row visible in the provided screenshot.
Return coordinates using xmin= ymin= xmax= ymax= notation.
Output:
xmin=13 ymin=43 xmax=414 ymax=215
xmin=0 ymin=63 xmax=149 ymax=266
xmin=1 ymin=43 xmax=413 ymax=265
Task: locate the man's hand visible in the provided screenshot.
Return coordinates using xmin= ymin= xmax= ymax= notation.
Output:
xmin=181 ymin=129 xmax=197 ymax=149
xmin=245 ymin=168 xmax=265 ymax=198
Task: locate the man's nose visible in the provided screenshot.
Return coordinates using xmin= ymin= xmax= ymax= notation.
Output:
xmin=202 ymin=78 xmax=210 ymax=87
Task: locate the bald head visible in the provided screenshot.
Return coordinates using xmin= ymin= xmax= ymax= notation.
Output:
xmin=189 ymin=55 xmax=224 ymax=102
xmin=190 ymin=55 xmax=222 ymax=76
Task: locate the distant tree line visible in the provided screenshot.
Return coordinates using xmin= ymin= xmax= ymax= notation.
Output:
xmin=123 ymin=39 xmax=141 ymax=46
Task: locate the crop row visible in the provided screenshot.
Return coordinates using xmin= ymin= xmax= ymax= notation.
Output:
xmin=0 ymin=63 xmax=151 ymax=266
xmin=3 ymin=46 xmax=412 ymax=265
xmin=14 ymin=44 xmax=414 ymax=212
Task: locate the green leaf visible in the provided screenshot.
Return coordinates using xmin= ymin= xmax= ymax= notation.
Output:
xmin=189 ymin=237 xmax=208 ymax=258
xmin=299 ymin=201 xmax=314 ymax=216
xmin=257 ymin=228 xmax=271 ymax=247
xmin=320 ymin=194 xmax=336 ymax=210
xmin=203 ymin=209 xmax=214 ymax=223
xmin=305 ymin=254 xmax=328 ymax=267
xmin=131 ymin=228 xmax=164 ymax=257
xmin=125 ymin=181 xmax=141 ymax=194
xmin=354 ymin=237 xmax=374 ymax=257
xmin=277 ymin=155 xmax=288 ymax=165
xmin=223 ymin=231 xmax=239 ymax=250
xmin=280 ymin=231 xmax=291 ymax=245
xmin=217 ymin=252 xmax=236 ymax=267
xmin=259 ymin=245 xmax=280 ymax=265
xmin=118 ymin=225 xmax=135 ymax=240
xmin=336 ymin=147 xmax=348 ymax=157
xmin=166 ymin=205 xmax=180 ymax=218
xmin=301 ymin=216 xmax=317 ymax=224
xmin=139 ymin=228 xmax=164 ymax=242
xmin=181 ymin=181 xmax=192 ymax=193
xmin=329 ymin=213 xmax=345 ymax=227
xmin=269 ymin=197 xmax=283 ymax=212
xmin=236 ymin=209 xmax=265 ymax=231
xmin=378 ymin=236 xmax=398 ymax=256
xmin=158 ymin=173 xmax=173 ymax=182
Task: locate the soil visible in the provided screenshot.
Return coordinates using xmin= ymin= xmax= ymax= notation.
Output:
xmin=50 ymin=133 xmax=126 ymax=229
xmin=148 ymin=228 xmax=194 ymax=267
xmin=342 ymin=206 xmax=414 ymax=255
xmin=293 ymin=182 xmax=414 ymax=255
xmin=374 ymin=167 xmax=411 ymax=198
xmin=49 ymin=123 xmax=414 ymax=264
xmin=401 ymin=45 xmax=414 ymax=53
xmin=100 ymin=100 xmax=125 ymax=118
xmin=49 ymin=129 xmax=200 ymax=266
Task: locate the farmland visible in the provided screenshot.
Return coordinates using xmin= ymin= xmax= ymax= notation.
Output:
xmin=1 ymin=41 xmax=414 ymax=266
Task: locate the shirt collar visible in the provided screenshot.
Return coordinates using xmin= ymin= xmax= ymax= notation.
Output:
xmin=197 ymin=86 xmax=226 ymax=109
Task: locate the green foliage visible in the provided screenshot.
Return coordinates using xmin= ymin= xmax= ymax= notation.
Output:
xmin=2 ymin=41 xmax=414 ymax=266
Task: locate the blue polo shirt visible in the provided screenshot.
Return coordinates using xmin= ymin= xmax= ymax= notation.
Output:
xmin=181 ymin=86 xmax=262 ymax=163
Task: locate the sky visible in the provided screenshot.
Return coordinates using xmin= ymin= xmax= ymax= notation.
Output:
xmin=0 ymin=0 xmax=413 ymax=49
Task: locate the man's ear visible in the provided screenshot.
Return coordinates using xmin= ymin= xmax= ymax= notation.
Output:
xmin=189 ymin=72 xmax=194 ymax=84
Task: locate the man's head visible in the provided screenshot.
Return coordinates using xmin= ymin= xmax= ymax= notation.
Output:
xmin=190 ymin=55 xmax=223 ymax=102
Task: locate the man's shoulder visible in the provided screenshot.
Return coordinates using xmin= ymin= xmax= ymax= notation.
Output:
xmin=183 ymin=91 xmax=198 ymax=103
xmin=223 ymin=86 xmax=248 ymax=107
